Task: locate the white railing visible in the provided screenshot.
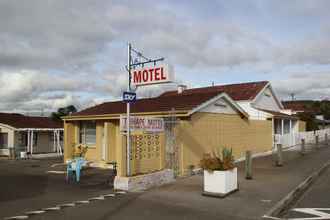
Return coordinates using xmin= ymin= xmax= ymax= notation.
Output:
xmin=275 ymin=128 xmax=330 ymax=149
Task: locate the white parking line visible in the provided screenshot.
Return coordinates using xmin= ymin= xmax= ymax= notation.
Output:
xmin=3 ymin=191 xmax=125 ymax=220
xmin=103 ymin=193 xmax=116 ymax=197
xmin=25 ymin=210 xmax=45 ymax=215
xmin=89 ymin=196 xmax=105 ymax=201
xmin=59 ymin=203 xmax=75 ymax=208
xmin=47 ymin=170 xmax=66 ymax=174
xmin=4 ymin=216 xmax=29 ymax=220
xmin=75 ymin=200 xmax=90 ymax=204
xmin=263 ymin=208 xmax=330 ymax=220
xmin=50 ymin=163 xmax=65 ymax=167
xmin=289 ymin=208 xmax=330 ymax=219
xmin=43 ymin=206 xmax=61 ymax=211
xmin=263 ymin=215 xmax=282 ymax=219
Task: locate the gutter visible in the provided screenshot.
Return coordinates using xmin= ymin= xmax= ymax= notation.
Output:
xmin=62 ymin=111 xmax=190 ymax=121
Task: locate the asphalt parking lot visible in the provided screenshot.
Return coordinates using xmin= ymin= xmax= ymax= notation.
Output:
xmin=0 ymin=157 xmax=115 ymax=219
xmin=2 ymin=145 xmax=330 ymax=220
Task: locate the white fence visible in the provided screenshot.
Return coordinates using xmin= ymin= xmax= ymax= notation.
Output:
xmin=274 ymin=128 xmax=330 ymax=149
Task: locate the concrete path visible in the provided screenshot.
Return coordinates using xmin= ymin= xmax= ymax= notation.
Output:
xmin=24 ymin=144 xmax=330 ymax=220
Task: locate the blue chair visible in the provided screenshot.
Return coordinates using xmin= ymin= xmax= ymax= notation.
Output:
xmin=66 ymin=157 xmax=86 ymax=182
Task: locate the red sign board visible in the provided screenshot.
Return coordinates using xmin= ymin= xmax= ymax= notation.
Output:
xmin=132 ymin=64 xmax=173 ymax=86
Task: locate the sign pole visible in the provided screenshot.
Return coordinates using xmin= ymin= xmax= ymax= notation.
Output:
xmin=126 ymin=43 xmax=131 ymax=176
xmin=124 ymin=43 xmax=167 ymax=177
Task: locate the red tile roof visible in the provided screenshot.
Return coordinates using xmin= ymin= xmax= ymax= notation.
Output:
xmin=160 ymin=81 xmax=269 ymax=101
xmin=72 ymin=81 xmax=268 ymax=117
xmin=0 ymin=113 xmax=63 ymax=129
xmin=282 ymin=101 xmax=316 ymax=113
xmin=72 ymin=91 xmax=221 ymax=116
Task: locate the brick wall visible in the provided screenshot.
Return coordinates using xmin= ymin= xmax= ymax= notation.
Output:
xmin=175 ymin=112 xmax=273 ymax=175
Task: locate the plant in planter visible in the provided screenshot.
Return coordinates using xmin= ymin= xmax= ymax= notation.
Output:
xmin=68 ymin=144 xmax=88 ymax=169
xmin=66 ymin=144 xmax=89 ymax=182
xmin=72 ymin=144 xmax=88 ymax=159
xmin=200 ymin=147 xmax=238 ymax=197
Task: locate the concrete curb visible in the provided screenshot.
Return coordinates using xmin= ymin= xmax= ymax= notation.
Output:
xmin=262 ymin=159 xmax=330 ymax=219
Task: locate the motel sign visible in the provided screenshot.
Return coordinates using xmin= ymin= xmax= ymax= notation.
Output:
xmin=120 ymin=116 xmax=164 ymax=133
xmin=132 ymin=64 xmax=174 ymax=86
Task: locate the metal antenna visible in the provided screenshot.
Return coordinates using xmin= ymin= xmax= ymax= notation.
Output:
xmin=290 ymin=93 xmax=295 ymax=101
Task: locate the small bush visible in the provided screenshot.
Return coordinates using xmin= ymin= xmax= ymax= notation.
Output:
xmin=200 ymin=147 xmax=235 ymax=171
xmin=72 ymin=144 xmax=88 ymax=158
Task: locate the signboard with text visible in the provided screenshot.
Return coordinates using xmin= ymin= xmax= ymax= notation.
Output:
xmin=120 ymin=116 xmax=164 ymax=133
xmin=132 ymin=64 xmax=174 ymax=86
xmin=123 ymin=91 xmax=136 ymax=103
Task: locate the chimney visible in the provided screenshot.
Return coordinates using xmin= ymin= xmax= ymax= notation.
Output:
xmin=177 ymin=85 xmax=187 ymax=94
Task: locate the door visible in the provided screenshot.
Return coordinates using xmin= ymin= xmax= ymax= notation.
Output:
xmin=0 ymin=132 xmax=8 ymax=149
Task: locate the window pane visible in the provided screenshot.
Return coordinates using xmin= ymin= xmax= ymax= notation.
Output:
xmin=79 ymin=121 xmax=96 ymax=145
xmin=79 ymin=126 xmax=84 ymax=144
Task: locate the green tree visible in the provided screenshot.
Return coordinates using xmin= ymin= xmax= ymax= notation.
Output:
xmin=51 ymin=105 xmax=77 ymax=121
xmin=296 ymin=112 xmax=318 ymax=131
xmin=320 ymin=101 xmax=330 ymax=120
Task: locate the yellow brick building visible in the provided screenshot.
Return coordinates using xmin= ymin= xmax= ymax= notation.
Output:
xmin=63 ymin=81 xmax=304 ymax=177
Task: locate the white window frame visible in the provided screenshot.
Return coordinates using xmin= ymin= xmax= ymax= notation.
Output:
xmin=79 ymin=121 xmax=96 ymax=146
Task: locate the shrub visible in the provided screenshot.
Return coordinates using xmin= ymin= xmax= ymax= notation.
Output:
xmin=200 ymin=147 xmax=235 ymax=171
xmin=72 ymin=144 xmax=88 ymax=158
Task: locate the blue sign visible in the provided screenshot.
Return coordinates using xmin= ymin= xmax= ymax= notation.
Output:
xmin=123 ymin=91 xmax=136 ymax=103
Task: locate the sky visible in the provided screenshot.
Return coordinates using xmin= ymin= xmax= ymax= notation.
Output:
xmin=0 ymin=0 xmax=330 ymax=114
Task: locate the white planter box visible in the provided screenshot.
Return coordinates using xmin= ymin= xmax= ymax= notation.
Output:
xmin=20 ymin=151 xmax=27 ymax=159
xmin=203 ymin=167 xmax=238 ymax=197
xmin=114 ymin=169 xmax=175 ymax=192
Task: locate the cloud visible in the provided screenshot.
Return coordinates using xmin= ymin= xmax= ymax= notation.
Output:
xmin=0 ymin=69 xmax=101 ymax=111
xmin=104 ymin=1 xmax=330 ymax=69
xmin=273 ymin=72 xmax=330 ymax=100
xmin=0 ymin=0 xmax=114 ymax=70
xmin=0 ymin=0 xmax=330 ymax=113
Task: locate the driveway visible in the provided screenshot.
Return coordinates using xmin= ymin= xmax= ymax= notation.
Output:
xmin=0 ymin=157 xmax=115 ymax=219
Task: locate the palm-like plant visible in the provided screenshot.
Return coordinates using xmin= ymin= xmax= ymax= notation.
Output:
xmin=200 ymin=147 xmax=235 ymax=171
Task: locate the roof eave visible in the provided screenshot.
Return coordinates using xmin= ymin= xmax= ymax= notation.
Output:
xmin=62 ymin=110 xmax=190 ymax=121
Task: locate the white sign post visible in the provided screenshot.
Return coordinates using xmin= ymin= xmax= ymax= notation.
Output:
xmin=125 ymin=43 xmax=173 ymax=177
xmin=126 ymin=43 xmax=132 ymax=177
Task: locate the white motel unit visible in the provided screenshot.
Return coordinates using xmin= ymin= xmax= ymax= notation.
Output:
xmin=0 ymin=113 xmax=63 ymax=157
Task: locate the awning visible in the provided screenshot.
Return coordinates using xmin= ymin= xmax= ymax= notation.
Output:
xmin=257 ymin=108 xmax=299 ymax=120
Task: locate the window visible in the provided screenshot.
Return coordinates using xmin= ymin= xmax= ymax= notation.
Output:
xmin=33 ymin=133 xmax=38 ymax=146
xmin=0 ymin=133 xmax=8 ymax=149
xmin=79 ymin=121 xmax=96 ymax=146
